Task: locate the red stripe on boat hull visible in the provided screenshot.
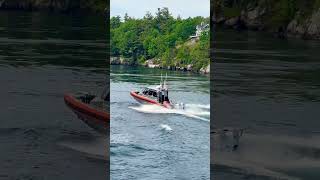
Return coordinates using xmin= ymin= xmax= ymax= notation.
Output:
xmin=64 ymin=94 xmax=109 ymax=133
xmin=130 ymin=91 xmax=172 ymax=109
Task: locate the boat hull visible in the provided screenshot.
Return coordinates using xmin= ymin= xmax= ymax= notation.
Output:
xmin=64 ymin=94 xmax=109 ymax=134
xmin=130 ymin=91 xmax=172 ymax=109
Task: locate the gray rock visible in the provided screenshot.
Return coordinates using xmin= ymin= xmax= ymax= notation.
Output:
xmin=200 ymin=64 xmax=210 ymax=74
xmin=186 ymin=64 xmax=193 ymax=71
xmin=110 ymin=56 xmax=120 ymax=65
xmin=145 ymin=58 xmax=160 ymax=68
xmin=225 ymin=17 xmax=239 ymax=27
xmin=307 ymin=9 xmax=320 ymax=39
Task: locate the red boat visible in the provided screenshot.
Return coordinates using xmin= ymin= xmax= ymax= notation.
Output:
xmin=130 ymin=76 xmax=174 ymax=109
xmin=64 ymin=92 xmax=109 ymax=134
xmin=130 ymin=90 xmax=172 ymax=109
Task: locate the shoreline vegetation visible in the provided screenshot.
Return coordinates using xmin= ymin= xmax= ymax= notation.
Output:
xmin=213 ymin=0 xmax=320 ymax=40
xmin=0 ymin=0 xmax=108 ymax=13
xmin=1 ymin=1 xmax=319 ymax=43
xmin=110 ymin=8 xmax=210 ymax=74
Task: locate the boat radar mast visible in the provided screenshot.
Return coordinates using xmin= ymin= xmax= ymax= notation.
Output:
xmin=160 ymin=74 xmax=163 ymax=88
xmin=159 ymin=73 xmax=168 ymax=90
xmin=164 ymin=73 xmax=168 ymax=90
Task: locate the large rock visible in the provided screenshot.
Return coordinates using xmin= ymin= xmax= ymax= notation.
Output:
xmin=224 ymin=17 xmax=239 ymax=27
xmin=110 ymin=56 xmax=121 ymax=65
xmin=214 ymin=0 xmax=320 ymax=40
xmin=120 ymin=57 xmax=133 ymax=65
xmin=242 ymin=7 xmax=266 ymax=30
xmin=186 ymin=64 xmax=193 ymax=71
xmin=287 ymin=9 xmax=320 ymax=40
xmin=145 ymin=58 xmax=160 ymax=68
xmin=306 ymin=9 xmax=320 ymax=39
xmin=200 ymin=64 xmax=210 ymax=74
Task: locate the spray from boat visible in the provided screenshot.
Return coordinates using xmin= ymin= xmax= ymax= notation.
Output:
xmin=129 ymin=73 xmax=210 ymax=121
xmin=160 ymin=124 xmax=173 ymax=131
xmin=129 ymin=104 xmax=210 ymax=122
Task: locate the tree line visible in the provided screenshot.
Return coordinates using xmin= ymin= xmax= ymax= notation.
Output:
xmin=110 ymin=8 xmax=210 ymax=71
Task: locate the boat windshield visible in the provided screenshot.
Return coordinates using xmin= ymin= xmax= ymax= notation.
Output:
xmin=142 ymin=88 xmax=158 ymax=97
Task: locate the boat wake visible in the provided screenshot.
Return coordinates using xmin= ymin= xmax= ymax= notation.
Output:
xmin=212 ymin=133 xmax=320 ymax=180
xmin=58 ymin=135 xmax=108 ymax=161
xmin=129 ymin=103 xmax=210 ymax=122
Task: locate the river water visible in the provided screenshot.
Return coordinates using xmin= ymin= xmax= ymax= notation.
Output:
xmin=0 ymin=11 xmax=108 ymax=179
xmin=212 ymin=28 xmax=320 ymax=180
xmin=110 ymin=65 xmax=210 ymax=179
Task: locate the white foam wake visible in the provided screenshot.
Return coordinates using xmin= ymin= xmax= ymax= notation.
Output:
xmin=160 ymin=124 xmax=173 ymax=131
xmin=59 ymin=136 xmax=108 ymax=160
xmin=129 ymin=103 xmax=210 ymax=122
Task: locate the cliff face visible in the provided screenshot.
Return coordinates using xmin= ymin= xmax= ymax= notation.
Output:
xmin=213 ymin=0 xmax=320 ymax=40
xmin=0 ymin=0 xmax=107 ymax=13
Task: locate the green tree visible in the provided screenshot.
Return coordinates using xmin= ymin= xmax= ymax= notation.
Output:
xmin=110 ymin=8 xmax=210 ymax=71
xmin=110 ymin=16 xmax=121 ymax=29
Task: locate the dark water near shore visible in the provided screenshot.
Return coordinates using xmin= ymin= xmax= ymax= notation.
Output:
xmin=110 ymin=65 xmax=210 ymax=179
xmin=212 ymin=28 xmax=320 ymax=180
xmin=0 ymin=11 xmax=108 ymax=179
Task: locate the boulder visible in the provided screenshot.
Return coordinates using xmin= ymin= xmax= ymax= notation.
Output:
xmin=200 ymin=64 xmax=210 ymax=74
xmin=110 ymin=56 xmax=120 ymax=65
xmin=186 ymin=64 xmax=193 ymax=71
xmin=224 ymin=17 xmax=239 ymax=27
xmin=243 ymin=7 xmax=266 ymax=30
xmin=120 ymin=57 xmax=135 ymax=65
xmin=306 ymin=9 xmax=320 ymax=39
xmin=145 ymin=59 xmax=160 ymax=68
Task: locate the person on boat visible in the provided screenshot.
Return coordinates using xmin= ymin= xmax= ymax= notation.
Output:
xmin=158 ymin=90 xmax=163 ymax=103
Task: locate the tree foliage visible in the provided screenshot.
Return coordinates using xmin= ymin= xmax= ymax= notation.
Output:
xmin=111 ymin=8 xmax=210 ymax=71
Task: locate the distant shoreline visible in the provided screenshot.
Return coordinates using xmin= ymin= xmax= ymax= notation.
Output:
xmin=110 ymin=57 xmax=210 ymax=75
xmin=213 ymin=0 xmax=320 ymax=40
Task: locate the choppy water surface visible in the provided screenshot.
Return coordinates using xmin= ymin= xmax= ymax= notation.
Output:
xmin=212 ymin=28 xmax=320 ymax=180
xmin=0 ymin=11 xmax=108 ymax=179
xmin=110 ymin=65 xmax=210 ymax=179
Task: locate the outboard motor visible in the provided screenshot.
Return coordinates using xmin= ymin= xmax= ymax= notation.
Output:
xmin=180 ymin=102 xmax=185 ymax=109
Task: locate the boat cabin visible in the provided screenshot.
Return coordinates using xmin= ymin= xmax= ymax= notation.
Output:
xmin=142 ymin=88 xmax=158 ymax=97
xmin=141 ymin=87 xmax=169 ymax=103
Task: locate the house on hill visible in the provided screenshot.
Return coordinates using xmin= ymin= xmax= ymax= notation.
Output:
xmin=189 ymin=22 xmax=209 ymax=42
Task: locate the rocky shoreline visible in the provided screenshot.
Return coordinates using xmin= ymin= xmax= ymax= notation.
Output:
xmin=110 ymin=56 xmax=210 ymax=74
xmin=213 ymin=0 xmax=320 ymax=40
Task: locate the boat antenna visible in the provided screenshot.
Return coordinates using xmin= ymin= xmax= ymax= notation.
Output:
xmin=164 ymin=73 xmax=168 ymax=89
xmin=160 ymin=73 xmax=163 ymax=88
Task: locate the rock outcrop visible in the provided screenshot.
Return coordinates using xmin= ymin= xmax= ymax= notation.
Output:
xmin=111 ymin=56 xmax=209 ymax=74
xmin=144 ymin=58 xmax=160 ymax=68
xmin=287 ymin=9 xmax=320 ymax=39
xmin=214 ymin=0 xmax=320 ymax=40
xmin=200 ymin=64 xmax=210 ymax=74
xmin=110 ymin=56 xmax=136 ymax=66
xmin=110 ymin=57 xmax=121 ymax=65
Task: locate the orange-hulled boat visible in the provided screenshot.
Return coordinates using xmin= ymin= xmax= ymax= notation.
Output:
xmin=130 ymin=90 xmax=173 ymax=109
xmin=130 ymin=75 xmax=174 ymax=109
xmin=64 ymin=92 xmax=109 ymax=134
